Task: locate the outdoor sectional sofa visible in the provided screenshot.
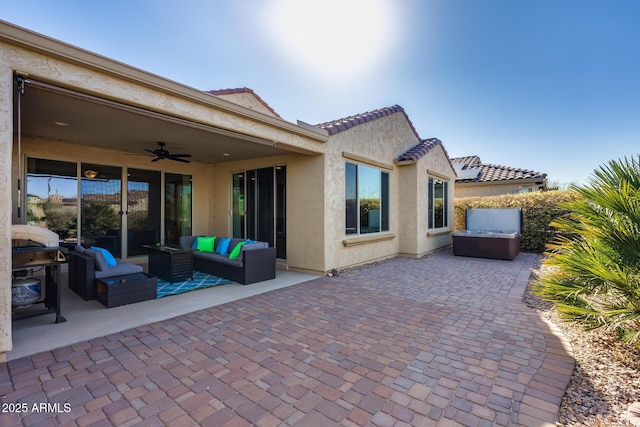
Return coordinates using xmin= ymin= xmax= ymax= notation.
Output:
xmin=179 ymin=236 xmax=276 ymax=285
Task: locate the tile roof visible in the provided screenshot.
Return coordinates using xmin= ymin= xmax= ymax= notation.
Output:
xmin=451 ymin=155 xmax=481 ymax=167
xmin=207 ymin=87 xmax=282 ymax=118
xmin=451 ymin=156 xmax=547 ymax=183
xmin=395 ymin=138 xmax=445 ymax=162
xmin=315 ymin=105 xmax=420 ymax=138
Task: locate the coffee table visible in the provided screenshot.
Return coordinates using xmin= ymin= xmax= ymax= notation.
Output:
xmin=143 ymin=245 xmax=194 ymax=283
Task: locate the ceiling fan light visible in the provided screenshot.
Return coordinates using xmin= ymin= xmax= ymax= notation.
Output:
xmin=84 ymin=169 xmax=98 ymax=179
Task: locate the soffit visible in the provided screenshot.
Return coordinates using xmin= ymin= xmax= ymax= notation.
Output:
xmin=16 ymin=82 xmax=298 ymax=164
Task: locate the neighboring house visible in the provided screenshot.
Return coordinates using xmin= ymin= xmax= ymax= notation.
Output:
xmin=451 ymin=156 xmax=547 ymax=198
xmin=0 ymin=21 xmax=456 ymax=360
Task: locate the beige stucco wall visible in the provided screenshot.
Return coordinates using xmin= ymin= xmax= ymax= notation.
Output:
xmin=415 ymin=146 xmax=456 ymax=254
xmin=1 ymin=63 xmax=13 ymax=360
xmin=455 ymin=181 xmax=542 ymax=198
xmin=322 ymin=112 xmax=456 ymax=271
xmin=398 ymin=163 xmax=419 ymax=255
xmin=213 ymin=92 xmax=279 ymax=118
xmin=396 ymin=147 xmax=456 ymax=257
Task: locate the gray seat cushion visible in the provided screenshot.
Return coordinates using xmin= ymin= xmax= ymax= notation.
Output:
xmin=95 ymin=261 xmax=143 ymax=279
xmin=194 ymin=252 xmax=243 ymax=267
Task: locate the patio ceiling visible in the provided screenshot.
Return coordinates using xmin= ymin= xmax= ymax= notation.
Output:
xmin=16 ymin=81 xmax=297 ymax=164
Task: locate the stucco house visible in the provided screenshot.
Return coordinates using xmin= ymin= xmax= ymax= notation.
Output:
xmin=0 ymin=20 xmax=456 ymax=360
xmin=451 ymin=155 xmax=547 ymax=198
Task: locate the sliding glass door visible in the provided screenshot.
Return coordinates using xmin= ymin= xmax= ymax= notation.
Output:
xmin=26 ymin=157 xmax=192 ymax=258
xmin=232 ymin=165 xmax=286 ymax=259
xmin=165 ymin=173 xmax=192 ymax=245
xmin=127 ymin=168 xmax=161 ymax=256
xmin=80 ymin=163 xmax=122 ymax=257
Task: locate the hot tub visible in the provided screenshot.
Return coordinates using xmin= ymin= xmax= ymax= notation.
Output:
xmin=453 ymin=208 xmax=522 ymax=260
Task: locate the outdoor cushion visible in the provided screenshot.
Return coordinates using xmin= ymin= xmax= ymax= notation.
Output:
xmin=216 ymin=238 xmax=231 ymax=255
xmin=229 ymin=241 xmax=246 ymax=260
xmin=229 ymin=238 xmax=245 ymax=250
xmin=180 ymin=236 xmax=197 ymax=249
xmin=82 ymin=249 xmax=104 ymax=271
xmin=94 ymin=261 xmax=143 ymax=279
xmin=196 ymin=236 xmax=215 ymax=252
xmin=91 ymin=246 xmax=117 ymax=267
xmin=92 ymin=250 xmax=110 ymax=272
xmin=194 ymin=251 xmax=243 ymax=267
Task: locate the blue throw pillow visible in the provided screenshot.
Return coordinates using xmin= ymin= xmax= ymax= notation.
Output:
xmin=90 ymin=246 xmax=117 ymax=267
xmin=215 ymin=238 xmax=231 ymax=255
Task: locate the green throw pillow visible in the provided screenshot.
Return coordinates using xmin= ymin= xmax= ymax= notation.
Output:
xmin=196 ymin=236 xmax=215 ymax=252
xmin=228 ymin=241 xmax=246 ymax=259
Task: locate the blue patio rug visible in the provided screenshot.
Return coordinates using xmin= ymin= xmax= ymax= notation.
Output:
xmin=156 ymin=271 xmax=234 ymax=298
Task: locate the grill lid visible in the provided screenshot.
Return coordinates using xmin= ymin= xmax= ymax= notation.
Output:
xmin=12 ymin=225 xmax=60 ymax=247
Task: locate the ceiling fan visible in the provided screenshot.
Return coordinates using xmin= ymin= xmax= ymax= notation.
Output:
xmin=145 ymin=142 xmax=192 ymax=163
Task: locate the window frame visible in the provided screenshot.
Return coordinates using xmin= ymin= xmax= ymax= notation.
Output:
xmin=428 ymin=175 xmax=449 ymax=230
xmin=345 ymin=162 xmax=390 ymax=235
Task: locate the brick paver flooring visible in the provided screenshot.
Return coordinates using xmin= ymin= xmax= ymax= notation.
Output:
xmin=0 ymin=251 xmax=573 ymax=426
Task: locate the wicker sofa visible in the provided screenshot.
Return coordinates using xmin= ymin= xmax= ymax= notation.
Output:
xmin=179 ymin=236 xmax=276 ymax=285
xmin=68 ymin=245 xmax=143 ymax=300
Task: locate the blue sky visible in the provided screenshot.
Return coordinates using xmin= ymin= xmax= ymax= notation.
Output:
xmin=3 ymin=0 xmax=640 ymax=185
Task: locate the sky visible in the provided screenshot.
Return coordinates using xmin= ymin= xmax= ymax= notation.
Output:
xmin=3 ymin=0 xmax=640 ymax=186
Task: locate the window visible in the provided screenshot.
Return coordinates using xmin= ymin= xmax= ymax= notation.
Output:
xmin=345 ymin=162 xmax=389 ymax=234
xmin=428 ymin=176 xmax=449 ymax=229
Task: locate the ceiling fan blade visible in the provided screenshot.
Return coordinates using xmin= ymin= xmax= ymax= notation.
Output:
xmin=144 ymin=149 xmax=156 ymax=154
xmin=151 ymin=157 xmax=160 ymax=162
xmin=170 ymin=157 xmax=191 ymax=163
xmin=170 ymin=153 xmax=191 ymax=158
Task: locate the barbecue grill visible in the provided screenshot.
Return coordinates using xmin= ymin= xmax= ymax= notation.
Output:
xmin=11 ymin=225 xmax=67 ymax=323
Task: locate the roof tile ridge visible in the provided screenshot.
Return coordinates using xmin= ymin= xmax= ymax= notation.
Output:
xmin=316 ymin=104 xmax=407 ymax=135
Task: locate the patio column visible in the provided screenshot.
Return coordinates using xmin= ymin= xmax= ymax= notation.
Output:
xmin=0 ymin=65 xmax=14 ymax=360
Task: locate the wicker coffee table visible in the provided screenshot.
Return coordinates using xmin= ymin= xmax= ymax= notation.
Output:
xmin=143 ymin=245 xmax=194 ymax=283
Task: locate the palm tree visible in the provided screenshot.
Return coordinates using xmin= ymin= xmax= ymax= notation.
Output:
xmin=535 ymin=155 xmax=640 ymax=346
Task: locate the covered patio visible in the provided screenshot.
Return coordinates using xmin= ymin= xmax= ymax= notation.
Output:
xmin=2 ymin=20 xmax=329 ymax=360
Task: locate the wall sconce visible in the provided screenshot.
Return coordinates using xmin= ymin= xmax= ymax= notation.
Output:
xmin=84 ymin=169 xmax=98 ymax=179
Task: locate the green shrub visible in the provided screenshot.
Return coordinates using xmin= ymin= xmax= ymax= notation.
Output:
xmin=534 ymin=156 xmax=640 ymax=346
xmin=454 ymin=190 xmax=581 ymax=253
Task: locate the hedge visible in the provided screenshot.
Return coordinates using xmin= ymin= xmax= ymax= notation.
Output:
xmin=454 ymin=190 xmax=582 ymax=253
